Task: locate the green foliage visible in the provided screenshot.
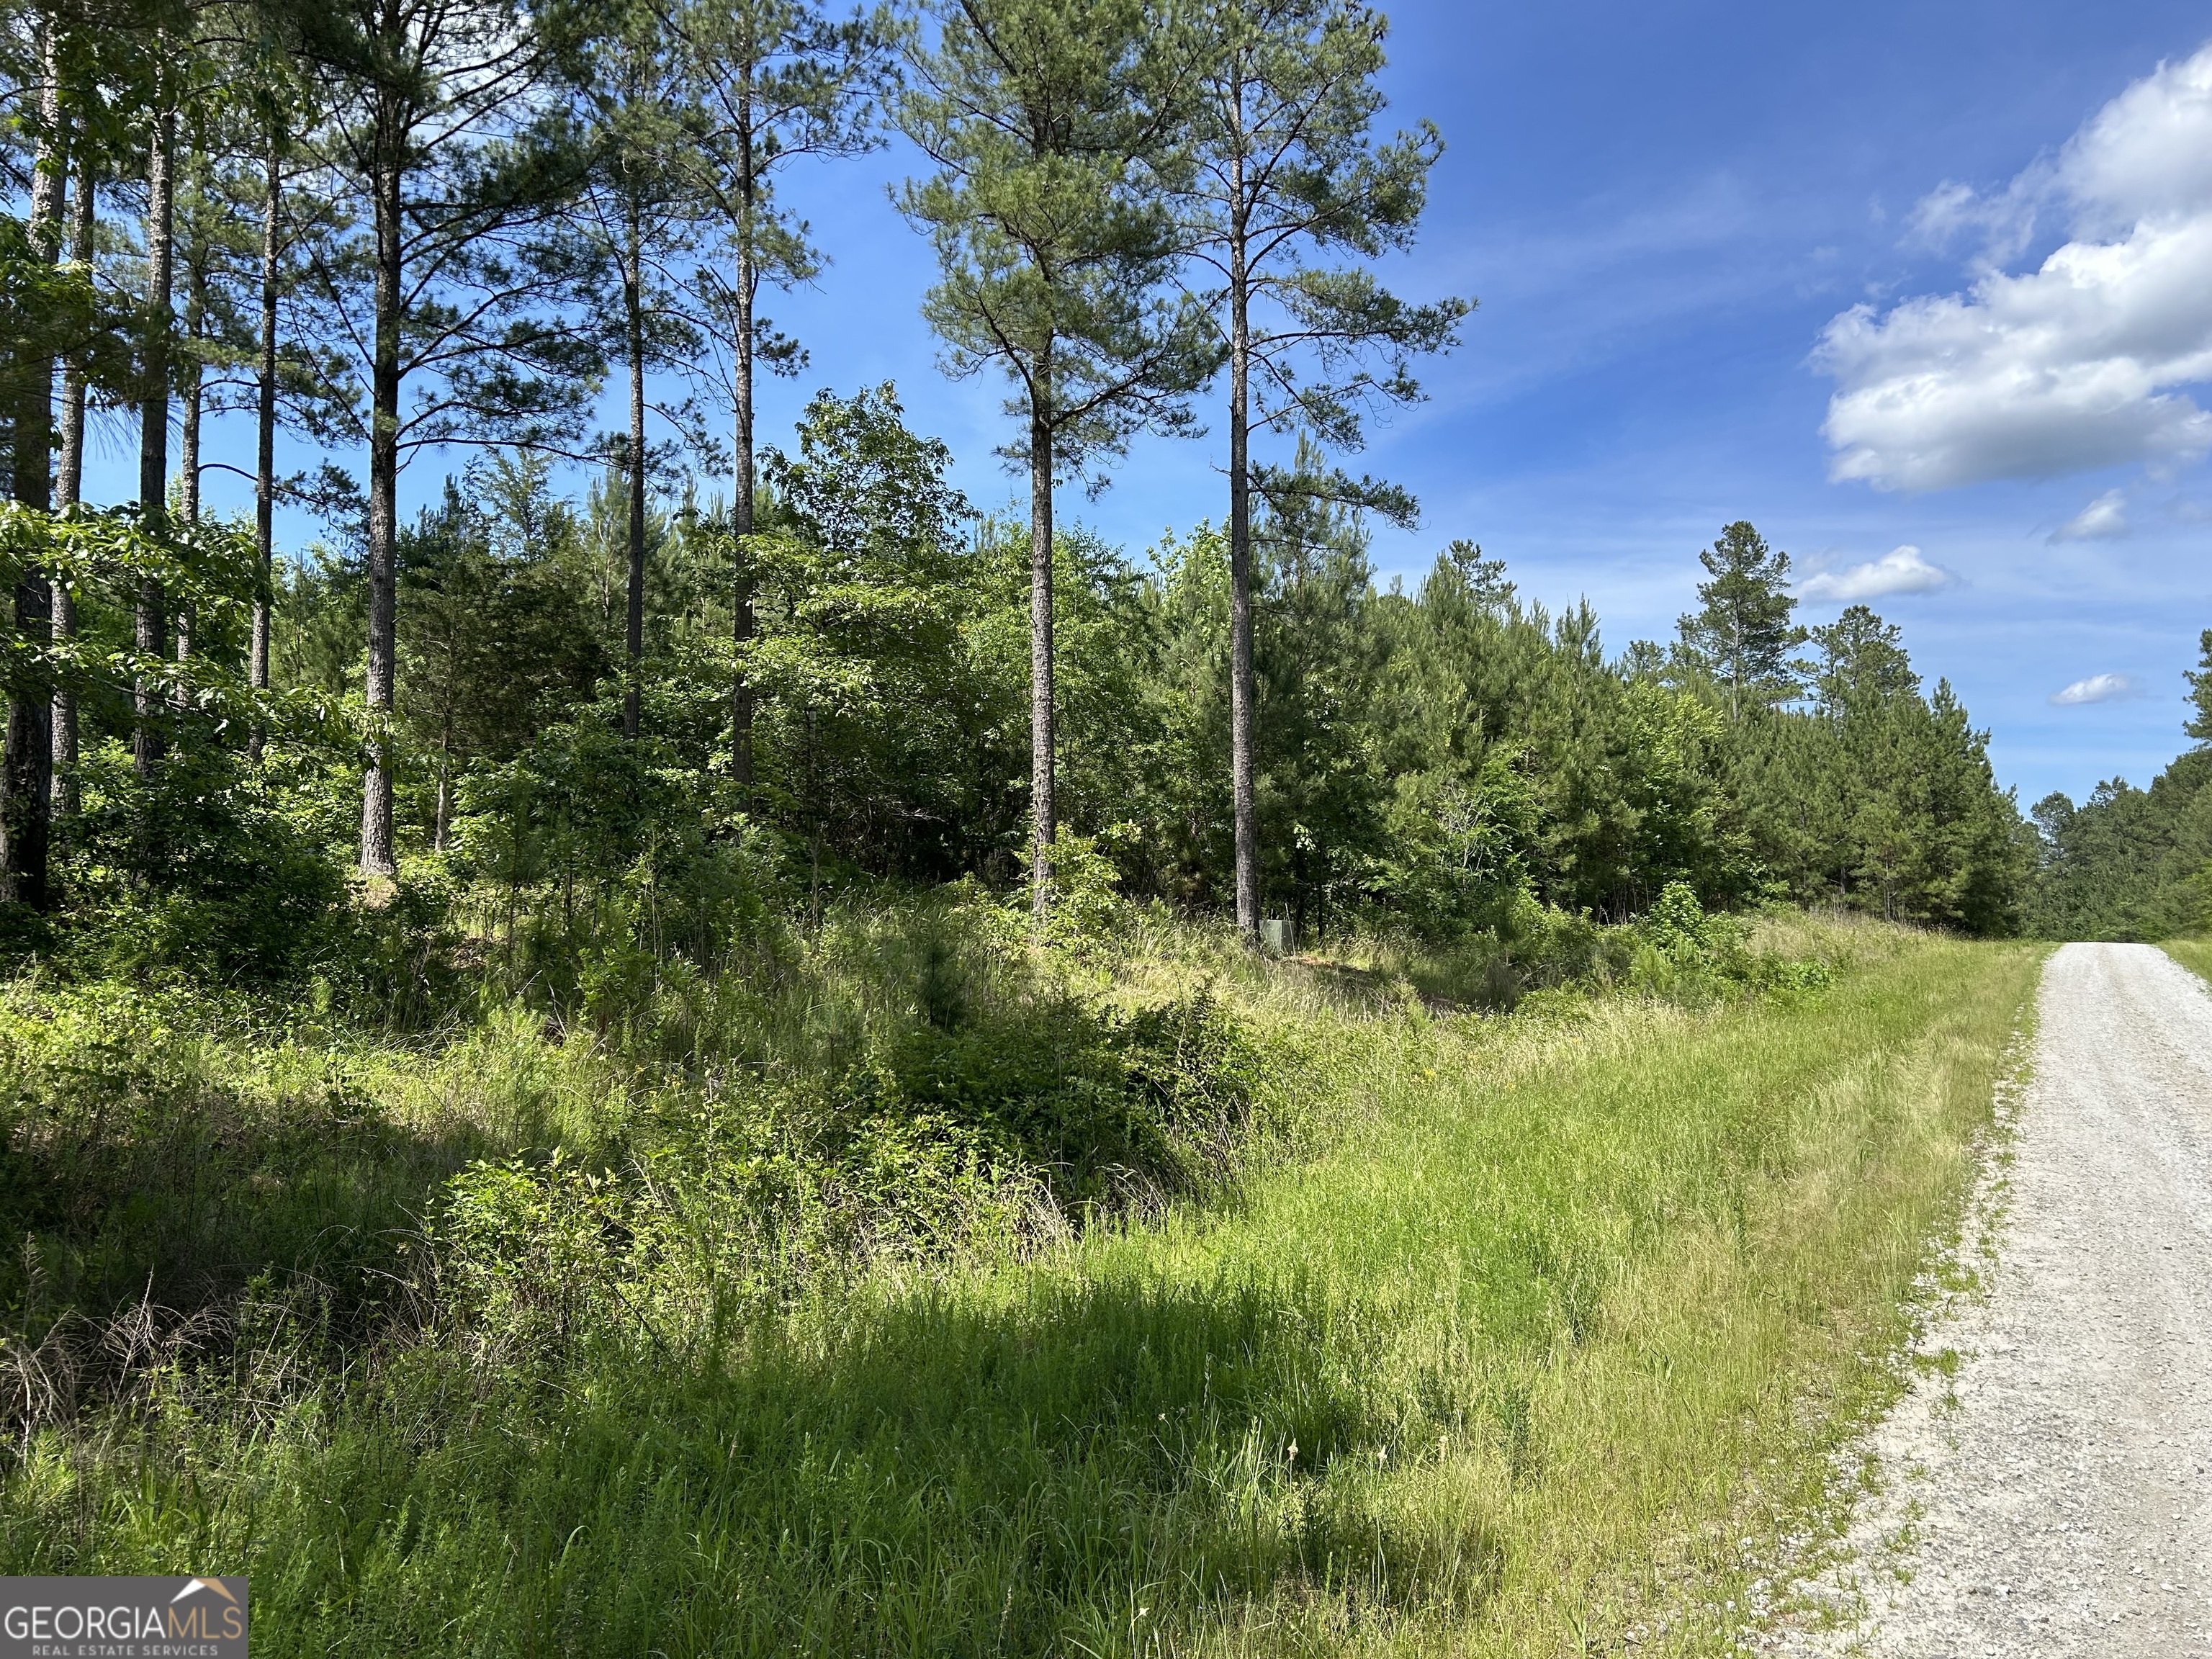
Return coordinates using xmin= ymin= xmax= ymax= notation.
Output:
xmin=2027 ymin=752 xmax=2212 ymax=940
xmin=1640 ymin=878 xmax=1711 ymax=961
xmin=1726 ymin=605 xmax=2027 ymax=933
xmin=2187 ymin=627 xmax=2212 ymax=744
xmin=63 ymin=739 xmax=348 ymax=984
xmin=1676 ymin=519 xmax=1806 ymax=720
xmin=1019 ymin=823 xmax=1128 ymax=948
xmin=2034 ymin=631 xmax=2212 ymax=940
xmin=896 ymin=0 xmax=1217 ymax=467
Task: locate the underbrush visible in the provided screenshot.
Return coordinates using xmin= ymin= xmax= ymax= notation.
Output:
xmin=0 ymin=891 xmax=2027 ymax=1657
xmin=0 ymin=891 xmax=1273 ymax=1434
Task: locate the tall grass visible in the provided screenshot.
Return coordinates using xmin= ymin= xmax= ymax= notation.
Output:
xmin=0 ymin=909 xmax=2040 ymax=1656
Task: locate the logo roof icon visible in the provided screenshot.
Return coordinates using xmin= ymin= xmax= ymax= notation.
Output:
xmin=170 ymin=1578 xmax=240 ymax=1606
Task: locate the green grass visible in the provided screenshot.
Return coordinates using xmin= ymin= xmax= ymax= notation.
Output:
xmin=1 ymin=917 xmax=2042 ymax=1657
xmin=2158 ymin=937 xmax=2212 ymax=984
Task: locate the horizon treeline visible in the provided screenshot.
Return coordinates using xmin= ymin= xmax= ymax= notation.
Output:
xmin=2026 ymin=631 xmax=2212 ymax=941
xmin=0 ymin=0 xmax=2030 ymax=989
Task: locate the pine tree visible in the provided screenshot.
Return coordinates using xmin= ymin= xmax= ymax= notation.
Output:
xmin=1182 ymin=0 xmax=1465 ymax=944
xmin=2184 ymin=628 xmax=2212 ymax=743
xmin=294 ymin=0 xmax=601 ymax=876
xmin=0 ymin=11 xmax=64 ymax=908
xmin=899 ymin=0 xmax=1217 ymax=927
xmin=557 ymin=0 xmax=709 ymax=742
xmin=673 ymin=0 xmax=894 ymax=786
xmin=1678 ymin=521 xmax=1804 ymax=721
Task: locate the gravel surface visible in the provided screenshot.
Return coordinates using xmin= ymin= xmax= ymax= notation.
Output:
xmin=1776 ymin=943 xmax=2212 ymax=1658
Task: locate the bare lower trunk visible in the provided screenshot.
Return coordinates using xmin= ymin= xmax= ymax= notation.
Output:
xmin=52 ymin=147 xmax=90 ymax=818
xmin=249 ymin=136 xmax=279 ymax=760
xmin=623 ymin=212 xmax=646 ymax=742
xmin=359 ymin=117 xmax=402 ymax=878
xmin=135 ymin=107 xmax=175 ymax=784
xmin=176 ymin=269 xmax=201 ymax=664
xmin=2 ymin=35 xmax=61 ymax=908
xmin=1227 ymin=228 xmax=1259 ymax=948
xmin=1 ymin=573 xmax=53 ymax=912
xmin=433 ymin=728 xmax=451 ymax=853
xmin=1028 ymin=407 xmax=1055 ymax=932
xmin=729 ymin=238 xmax=755 ymax=791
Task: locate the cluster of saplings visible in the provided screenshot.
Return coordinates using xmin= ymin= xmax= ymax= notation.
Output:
xmin=0 ymin=0 xmax=2028 ymax=1004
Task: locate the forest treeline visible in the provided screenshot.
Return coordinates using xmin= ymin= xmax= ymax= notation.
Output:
xmin=0 ymin=0 xmax=2028 ymax=996
xmin=2026 ymin=633 xmax=2212 ymax=940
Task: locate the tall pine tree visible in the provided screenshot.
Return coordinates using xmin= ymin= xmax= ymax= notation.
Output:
xmin=899 ymin=0 xmax=1215 ymax=927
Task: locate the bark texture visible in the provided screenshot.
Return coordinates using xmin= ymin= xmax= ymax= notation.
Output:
xmin=135 ymin=107 xmax=175 ymax=784
xmin=1227 ymin=215 xmax=1259 ymax=948
xmin=249 ymin=135 xmax=279 ymax=760
xmin=623 ymin=210 xmax=646 ymax=742
xmin=359 ymin=96 xmax=403 ymax=878
xmin=52 ymin=148 xmax=90 ymax=817
xmin=1 ymin=35 xmax=62 ymax=909
xmin=1028 ymin=408 xmax=1055 ymax=930
xmin=729 ymin=224 xmax=756 ymax=791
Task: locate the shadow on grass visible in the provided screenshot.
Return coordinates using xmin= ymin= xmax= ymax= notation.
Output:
xmin=0 ymin=1073 xmax=497 ymax=1429
xmin=255 ymin=1273 xmax=1505 ymax=1656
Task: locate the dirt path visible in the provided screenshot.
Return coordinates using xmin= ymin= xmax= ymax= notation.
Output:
xmin=1778 ymin=942 xmax=2212 ymax=1658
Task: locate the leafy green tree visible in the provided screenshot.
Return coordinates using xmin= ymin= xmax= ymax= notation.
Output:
xmin=1182 ymin=0 xmax=1465 ymax=945
xmin=747 ymin=385 xmax=973 ymax=902
xmin=899 ymin=0 xmax=1217 ymax=926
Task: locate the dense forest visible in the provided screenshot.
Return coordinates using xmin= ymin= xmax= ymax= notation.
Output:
xmin=0 ymin=0 xmax=2028 ymax=1016
xmin=2026 ymin=633 xmax=2212 ymax=940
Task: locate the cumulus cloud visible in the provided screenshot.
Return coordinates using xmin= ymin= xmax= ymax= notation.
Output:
xmin=2051 ymin=487 xmax=2131 ymax=540
xmin=2049 ymin=673 xmax=2141 ymax=705
xmin=1819 ymin=45 xmax=2212 ymax=492
xmin=1796 ymin=544 xmax=1956 ymax=602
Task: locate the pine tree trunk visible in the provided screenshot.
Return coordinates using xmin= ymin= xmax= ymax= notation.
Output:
xmin=53 ymin=145 xmax=89 ymax=817
xmin=1 ymin=36 xmax=62 ymax=909
xmin=1028 ymin=403 xmax=1055 ymax=932
xmin=359 ymin=112 xmax=403 ymax=879
xmin=135 ymin=106 xmax=174 ymax=784
xmin=1226 ymin=184 xmax=1259 ymax=948
xmin=433 ymin=723 xmax=451 ymax=853
xmin=623 ymin=206 xmax=646 ymax=742
xmin=729 ymin=139 xmax=757 ymax=792
xmin=175 ymin=256 xmax=202 ymax=662
xmin=2 ymin=565 xmax=53 ymax=911
xmin=249 ymin=134 xmax=278 ymax=760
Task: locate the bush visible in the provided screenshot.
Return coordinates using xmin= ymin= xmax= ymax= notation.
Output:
xmin=59 ymin=740 xmax=351 ymax=986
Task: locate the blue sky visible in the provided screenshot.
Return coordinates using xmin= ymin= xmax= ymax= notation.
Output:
xmin=137 ymin=0 xmax=2212 ymax=809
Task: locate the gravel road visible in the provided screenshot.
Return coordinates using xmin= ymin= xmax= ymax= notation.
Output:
xmin=1779 ymin=942 xmax=2212 ymax=1658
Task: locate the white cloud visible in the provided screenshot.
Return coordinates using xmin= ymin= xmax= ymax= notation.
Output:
xmin=1819 ymin=45 xmax=2212 ymax=492
xmin=2051 ymin=487 xmax=2131 ymax=541
xmin=2049 ymin=673 xmax=2141 ymax=705
xmin=1797 ymin=544 xmax=1956 ymax=601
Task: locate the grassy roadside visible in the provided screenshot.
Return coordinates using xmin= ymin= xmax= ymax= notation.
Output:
xmin=1 ymin=920 xmax=2041 ymax=1656
xmin=2157 ymin=938 xmax=2212 ymax=984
